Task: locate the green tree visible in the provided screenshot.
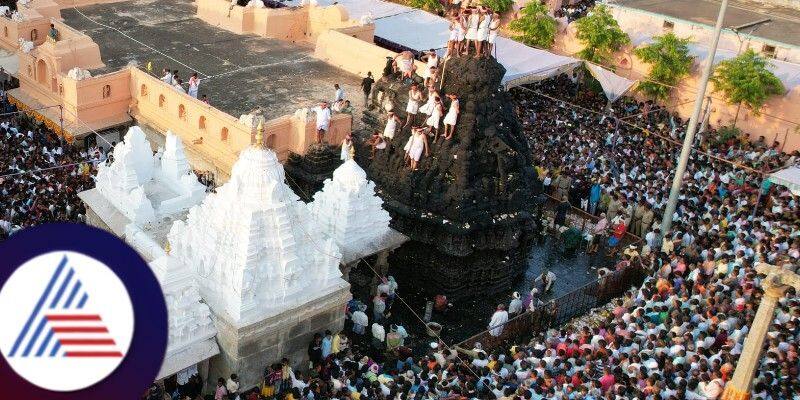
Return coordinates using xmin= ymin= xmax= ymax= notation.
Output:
xmin=634 ymin=33 xmax=694 ymax=100
xmin=574 ymin=5 xmax=630 ymax=64
xmin=508 ymin=2 xmax=557 ymax=49
xmin=711 ymin=49 xmax=785 ymax=116
xmin=409 ymin=0 xmax=442 ymax=13
xmin=482 ymin=0 xmax=514 ymax=13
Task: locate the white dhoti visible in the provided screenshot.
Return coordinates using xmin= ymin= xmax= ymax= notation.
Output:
xmin=406 ymin=99 xmax=419 ymax=114
xmin=488 ymin=310 xmax=509 ymax=337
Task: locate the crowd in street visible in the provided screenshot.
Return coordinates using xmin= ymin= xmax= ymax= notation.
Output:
xmin=0 ymin=94 xmax=99 ymax=241
xmin=194 ymin=73 xmax=799 ymax=400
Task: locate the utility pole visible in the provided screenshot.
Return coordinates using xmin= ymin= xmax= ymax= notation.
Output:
xmin=659 ymin=0 xmax=729 ymax=237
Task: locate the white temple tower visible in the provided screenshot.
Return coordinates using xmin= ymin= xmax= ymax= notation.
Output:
xmin=167 ymin=142 xmax=351 ymax=389
xmin=307 ymin=159 xmax=393 ymax=262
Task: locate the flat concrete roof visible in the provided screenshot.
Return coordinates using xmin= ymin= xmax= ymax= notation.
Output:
xmin=610 ymin=0 xmax=800 ymax=48
xmin=61 ymin=0 xmax=362 ymax=120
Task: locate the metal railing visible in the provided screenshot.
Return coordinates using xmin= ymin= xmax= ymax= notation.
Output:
xmin=455 ymin=265 xmax=648 ymax=352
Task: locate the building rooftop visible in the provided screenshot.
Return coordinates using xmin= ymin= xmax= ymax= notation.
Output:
xmin=609 ymin=0 xmax=800 ymax=48
xmin=60 ymin=0 xmax=361 ymax=120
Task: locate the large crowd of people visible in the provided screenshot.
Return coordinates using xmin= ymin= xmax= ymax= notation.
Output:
xmin=190 ymin=72 xmax=799 ymax=400
xmin=0 ymin=94 xmax=99 ymax=241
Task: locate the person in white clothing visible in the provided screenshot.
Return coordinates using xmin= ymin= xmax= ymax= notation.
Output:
xmin=393 ymin=51 xmax=416 ymax=80
xmin=422 ymin=50 xmax=439 ymax=87
xmin=426 ymin=95 xmax=444 ymax=136
xmin=456 ymin=12 xmax=467 ymax=56
xmin=447 ymin=13 xmax=465 ymax=58
xmin=312 ymin=102 xmax=331 ymax=143
xmin=488 ymin=304 xmax=509 ymax=337
xmin=187 ymin=72 xmax=199 ymax=98
xmin=442 ymin=93 xmax=459 ymax=140
xmin=418 ymin=85 xmax=437 ymax=116
xmin=340 ymin=134 xmax=353 ymax=161
xmin=161 ymin=68 xmax=173 ymax=85
xmin=487 ymin=12 xmax=500 ymax=57
xmin=407 ymin=127 xmax=429 ymax=170
xmin=173 ymin=79 xmax=186 ymax=94
xmin=464 ymin=7 xmax=480 ymax=56
xmin=508 ymin=292 xmax=523 ymax=315
xmin=351 ymin=304 xmax=368 ymax=335
xmin=404 ymin=83 xmax=423 ymax=128
xmin=333 ymin=84 xmax=344 ymax=102
xmin=476 ymin=7 xmax=491 ymax=58
xmin=369 ymin=131 xmax=387 ymax=159
xmin=384 ymin=111 xmax=401 ymax=139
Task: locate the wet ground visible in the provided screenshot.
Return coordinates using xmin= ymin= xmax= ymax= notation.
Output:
xmin=61 ymin=0 xmax=362 ymax=120
xmin=347 ymin=228 xmax=616 ymax=353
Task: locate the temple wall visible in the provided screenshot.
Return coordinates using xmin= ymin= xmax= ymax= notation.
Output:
xmin=64 ymin=68 xmax=131 ymax=124
xmin=608 ymin=5 xmax=800 ymax=64
xmin=128 ymin=68 xmax=352 ymax=177
xmin=129 ymin=67 xmax=252 ymax=175
xmin=208 ymin=282 xmax=351 ymax=390
xmin=314 ymin=29 xmax=427 ymax=81
xmin=0 ymin=14 xmax=49 ymax=50
xmin=195 ymin=0 xmax=364 ymax=42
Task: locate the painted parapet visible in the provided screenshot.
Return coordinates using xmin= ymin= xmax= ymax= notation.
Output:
xmin=195 ymin=0 xmax=369 ymax=42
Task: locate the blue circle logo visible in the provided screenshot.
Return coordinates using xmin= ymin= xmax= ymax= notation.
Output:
xmin=0 ymin=223 xmax=168 ymax=399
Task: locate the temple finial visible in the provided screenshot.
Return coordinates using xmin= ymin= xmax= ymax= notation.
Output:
xmin=255 ymin=120 xmax=264 ymax=147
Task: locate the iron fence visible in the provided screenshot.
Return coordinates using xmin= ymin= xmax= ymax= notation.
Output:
xmin=455 ymin=265 xmax=647 ymax=352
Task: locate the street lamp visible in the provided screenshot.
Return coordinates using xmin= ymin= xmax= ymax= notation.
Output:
xmin=659 ymin=0 xmax=729 ymax=237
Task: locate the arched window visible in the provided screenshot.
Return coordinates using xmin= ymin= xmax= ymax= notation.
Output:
xmin=220 ymin=127 xmax=229 ymax=141
xmin=36 ymin=59 xmax=47 ymax=85
xmin=4 ymin=27 xmax=8 ymax=38
xmin=30 ymin=29 xmax=38 ymax=41
xmin=178 ymin=104 xmax=186 ymax=121
xmin=102 ymin=85 xmax=111 ymax=98
xmin=159 ymin=94 xmax=166 ymax=108
xmin=198 ymin=116 xmax=206 ymax=130
xmin=140 ymin=84 xmax=148 ymax=97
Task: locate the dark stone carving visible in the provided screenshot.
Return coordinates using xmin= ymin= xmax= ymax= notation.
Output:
xmin=356 ymin=56 xmax=538 ymax=299
xmin=284 ymin=143 xmax=342 ymax=202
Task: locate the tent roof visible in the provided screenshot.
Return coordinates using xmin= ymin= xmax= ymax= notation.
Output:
xmin=284 ymin=0 xmax=409 ymax=19
xmin=769 ymin=166 xmax=800 ymax=196
xmin=495 ymin=37 xmax=581 ymax=87
xmin=373 ymin=10 xmax=450 ymax=52
xmin=585 ymin=62 xmax=637 ymax=102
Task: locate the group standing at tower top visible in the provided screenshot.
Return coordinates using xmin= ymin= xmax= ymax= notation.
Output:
xmin=447 ymin=5 xmax=501 ymax=59
xmin=362 ymin=5 xmax=501 ymax=171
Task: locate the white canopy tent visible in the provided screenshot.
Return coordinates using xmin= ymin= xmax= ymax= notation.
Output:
xmin=769 ymin=166 xmax=800 ymax=195
xmin=585 ymin=62 xmax=638 ymax=102
xmin=284 ymin=0 xmax=409 ymax=19
xmin=495 ymin=37 xmax=582 ymax=88
xmin=373 ymin=10 xmax=451 ymax=53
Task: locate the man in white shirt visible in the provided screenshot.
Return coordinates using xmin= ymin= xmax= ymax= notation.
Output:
xmin=312 ymin=101 xmax=331 ymax=144
xmin=333 ymin=84 xmax=344 ymax=103
xmin=161 ymin=68 xmax=173 ymax=85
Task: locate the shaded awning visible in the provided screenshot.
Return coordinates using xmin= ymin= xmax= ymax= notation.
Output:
xmin=585 ymin=62 xmax=637 ymax=103
xmin=769 ymin=166 xmax=800 ymax=195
